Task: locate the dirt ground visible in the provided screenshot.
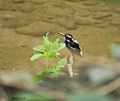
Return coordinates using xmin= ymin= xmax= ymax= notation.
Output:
xmin=0 ymin=0 xmax=120 ymax=74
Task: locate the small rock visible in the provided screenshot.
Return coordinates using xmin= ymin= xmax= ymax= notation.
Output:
xmin=88 ymin=3 xmax=111 ymax=12
xmin=82 ymin=1 xmax=98 ymax=6
xmin=15 ymin=21 xmax=56 ymax=36
xmin=65 ymin=0 xmax=78 ymax=2
xmin=0 ymin=1 xmax=18 ymax=11
xmin=29 ymin=0 xmax=47 ymax=4
xmin=94 ymin=20 xmax=104 ymax=24
xmin=51 ymin=27 xmax=66 ymax=35
xmin=93 ymin=12 xmax=112 ymax=19
xmin=44 ymin=7 xmax=74 ymax=17
xmin=76 ymin=10 xmax=91 ymax=17
xmin=13 ymin=0 xmax=25 ymax=3
xmin=55 ymin=18 xmax=76 ymax=30
xmin=80 ymin=11 xmax=90 ymax=17
xmin=19 ymin=2 xmax=35 ymax=13
xmin=111 ymin=5 xmax=120 ymax=13
xmin=41 ymin=15 xmax=55 ymax=23
xmin=0 ymin=11 xmax=34 ymax=28
xmin=99 ymin=3 xmax=111 ymax=12
xmin=74 ymin=17 xmax=95 ymax=25
xmin=93 ymin=22 xmax=111 ymax=28
xmin=110 ymin=14 xmax=120 ymax=26
xmin=88 ymin=5 xmax=102 ymax=12
xmin=66 ymin=2 xmax=87 ymax=12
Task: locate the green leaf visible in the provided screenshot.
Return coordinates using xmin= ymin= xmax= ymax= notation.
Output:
xmin=31 ymin=33 xmax=67 ymax=82
xmin=43 ymin=52 xmax=55 ymax=58
xmin=34 ymin=68 xmax=55 ymax=82
xmin=43 ymin=44 xmax=51 ymax=51
xmin=34 ymin=72 xmax=43 ymax=82
xmin=43 ymin=35 xmax=49 ymax=45
xmin=48 ymin=71 xmax=67 ymax=79
xmin=48 ymin=43 xmax=58 ymax=52
xmin=52 ymin=43 xmax=65 ymax=52
xmin=54 ymin=38 xmax=60 ymax=45
xmin=34 ymin=69 xmax=48 ymax=82
xmin=30 ymin=54 xmax=42 ymax=61
xmin=58 ymin=43 xmax=65 ymax=51
xmin=56 ymin=57 xmax=67 ymax=70
xmin=33 ymin=45 xmax=46 ymax=53
xmin=55 ymin=52 xmax=61 ymax=56
xmin=52 ymin=38 xmax=65 ymax=51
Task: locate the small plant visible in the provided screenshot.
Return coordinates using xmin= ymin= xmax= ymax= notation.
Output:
xmin=30 ymin=33 xmax=67 ymax=82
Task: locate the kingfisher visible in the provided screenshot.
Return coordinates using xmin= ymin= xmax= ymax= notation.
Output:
xmin=58 ymin=32 xmax=82 ymax=57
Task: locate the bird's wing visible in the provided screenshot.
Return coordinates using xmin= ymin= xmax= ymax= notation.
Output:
xmin=66 ymin=41 xmax=81 ymax=51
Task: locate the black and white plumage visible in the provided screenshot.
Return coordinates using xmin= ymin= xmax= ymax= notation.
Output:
xmin=58 ymin=32 xmax=82 ymax=57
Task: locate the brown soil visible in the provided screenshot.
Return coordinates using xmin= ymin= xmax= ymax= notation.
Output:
xmin=0 ymin=0 xmax=120 ymax=74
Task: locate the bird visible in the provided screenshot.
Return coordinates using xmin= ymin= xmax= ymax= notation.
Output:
xmin=58 ymin=32 xmax=82 ymax=57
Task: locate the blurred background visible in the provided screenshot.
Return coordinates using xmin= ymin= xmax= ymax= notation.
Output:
xmin=0 ymin=0 xmax=120 ymax=101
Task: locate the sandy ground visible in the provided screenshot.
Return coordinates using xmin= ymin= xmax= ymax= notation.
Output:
xmin=0 ymin=0 xmax=120 ymax=73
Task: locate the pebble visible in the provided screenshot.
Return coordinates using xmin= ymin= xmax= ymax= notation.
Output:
xmin=19 ymin=2 xmax=35 ymax=13
xmin=12 ymin=0 xmax=25 ymax=3
xmin=76 ymin=10 xmax=91 ymax=17
xmin=15 ymin=21 xmax=56 ymax=36
xmin=110 ymin=14 xmax=120 ymax=26
xmin=93 ymin=12 xmax=112 ymax=19
xmin=29 ymin=0 xmax=47 ymax=4
xmin=55 ymin=18 xmax=76 ymax=30
xmin=82 ymin=1 xmax=98 ymax=6
xmin=74 ymin=17 xmax=95 ymax=25
xmin=44 ymin=6 xmax=74 ymax=17
xmin=111 ymin=5 xmax=120 ymax=13
xmin=0 ymin=11 xmax=34 ymax=28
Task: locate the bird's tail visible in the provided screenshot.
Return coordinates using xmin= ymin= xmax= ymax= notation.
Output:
xmin=80 ymin=51 xmax=82 ymax=57
xmin=58 ymin=32 xmax=65 ymax=36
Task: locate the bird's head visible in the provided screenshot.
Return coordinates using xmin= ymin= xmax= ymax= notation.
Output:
xmin=58 ymin=32 xmax=75 ymax=41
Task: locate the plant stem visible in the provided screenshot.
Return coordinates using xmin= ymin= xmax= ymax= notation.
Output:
xmin=52 ymin=56 xmax=54 ymax=68
xmin=46 ymin=57 xmax=48 ymax=69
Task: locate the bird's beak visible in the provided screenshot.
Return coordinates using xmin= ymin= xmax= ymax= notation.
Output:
xmin=58 ymin=32 xmax=65 ymax=36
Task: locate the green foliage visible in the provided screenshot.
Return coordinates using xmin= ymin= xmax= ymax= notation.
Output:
xmin=56 ymin=57 xmax=67 ymax=70
xmin=34 ymin=67 xmax=67 ymax=83
xmin=68 ymin=92 xmax=113 ymax=101
xmin=31 ymin=33 xmax=65 ymax=61
xmin=30 ymin=54 xmax=42 ymax=61
xmin=31 ymin=33 xmax=67 ymax=82
xmin=16 ymin=92 xmax=51 ymax=101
